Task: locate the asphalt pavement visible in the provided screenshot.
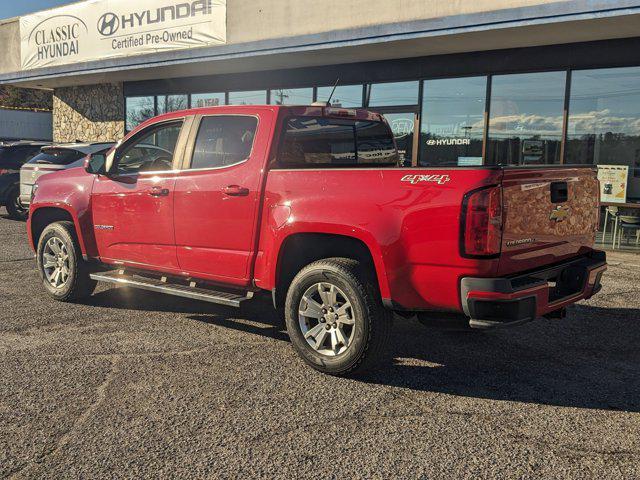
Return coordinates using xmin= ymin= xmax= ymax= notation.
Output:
xmin=1 ymin=211 xmax=639 ymax=479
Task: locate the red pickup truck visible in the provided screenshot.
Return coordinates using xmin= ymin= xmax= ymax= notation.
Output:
xmin=27 ymin=105 xmax=607 ymax=375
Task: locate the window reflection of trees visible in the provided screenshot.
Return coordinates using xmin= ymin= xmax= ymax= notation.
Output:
xmin=126 ymin=97 xmax=154 ymax=132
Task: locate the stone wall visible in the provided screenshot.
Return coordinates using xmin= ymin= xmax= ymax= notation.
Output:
xmin=53 ymin=83 xmax=124 ymax=143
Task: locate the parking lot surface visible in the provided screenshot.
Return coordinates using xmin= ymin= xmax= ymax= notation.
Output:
xmin=1 ymin=212 xmax=639 ymax=479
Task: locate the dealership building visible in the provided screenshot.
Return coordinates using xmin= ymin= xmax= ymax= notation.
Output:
xmin=0 ymin=0 xmax=639 ymax=197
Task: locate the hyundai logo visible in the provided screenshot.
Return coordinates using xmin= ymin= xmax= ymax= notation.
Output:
xmin=97 ymin=13 xmax=119 ymax=36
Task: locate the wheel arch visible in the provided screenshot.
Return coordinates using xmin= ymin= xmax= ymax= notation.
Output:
xmin=29 ymin=206 xmax=86 ymax=255
xmin=272 ymin=232 xmax=390 ymax=309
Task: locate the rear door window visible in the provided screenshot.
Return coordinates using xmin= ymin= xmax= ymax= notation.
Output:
xmin=277 ymin=117 xmax=398 ymax=168
xmin=190 ymin=116 xmax=258 ymax=169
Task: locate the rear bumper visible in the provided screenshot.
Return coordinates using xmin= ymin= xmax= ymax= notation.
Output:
xmin=19 ymin=194 xmax=31 ymax=206
xmin=460 ymin=250 xmax=607 ymax=328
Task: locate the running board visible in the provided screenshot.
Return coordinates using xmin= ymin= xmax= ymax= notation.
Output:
xmin=89 ymin=270 xmax=253 ymax=307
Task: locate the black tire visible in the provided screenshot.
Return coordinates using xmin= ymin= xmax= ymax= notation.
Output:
xmin=5 ymin=184 xmax=28 ymax=221
xmin=285 ymin=258 xmax=392 ymax=375
xmin=36 ymin=221 xmax=97 ymax=301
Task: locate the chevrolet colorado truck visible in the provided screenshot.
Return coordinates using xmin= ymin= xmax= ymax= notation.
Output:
xmin=27 ymin=105 xmax=607 ymax=375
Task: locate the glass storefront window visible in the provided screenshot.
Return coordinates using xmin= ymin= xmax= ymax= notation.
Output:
xmin=487 ymin=71 xmax=566 ymax=165
xmin=383 ymin=112 xmax=416 ymax=166
xmin=566 ymin=67 xmax=640 ymax=178
xmin=420 ymin=76 xmax=487 ymax=166
xmin=191 ymin=92 xmax=225 ymax=108
xmin=157 ymin=94 xmax=188 ymax=114
xmin=269 ymin=88 xmax=313 ymax=105
xmin=368 ymin=81 xmax=419 ymax=107
xmin=228 ymin=90 xmax=267 ymax=105
xmin=316 ymin=85 xmax=363 ymax=107
xmin=126 ymin=96 xmax=155 ymax=131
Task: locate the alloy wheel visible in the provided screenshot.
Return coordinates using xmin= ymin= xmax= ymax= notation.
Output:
xmin=298 ymin=282 xmax=356 ymax=356
xmin=42 ymin=237 xmax=71 ymax=288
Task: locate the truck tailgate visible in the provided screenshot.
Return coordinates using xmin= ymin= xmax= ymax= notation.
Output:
xmin=498 ymin=167 xmax=599 ymax=275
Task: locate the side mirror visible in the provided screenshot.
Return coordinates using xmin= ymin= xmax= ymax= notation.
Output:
xmin=85 ymin=150 xmax=117 ymax=175
xmin=85 ymin=153 xmax=106 ymax=174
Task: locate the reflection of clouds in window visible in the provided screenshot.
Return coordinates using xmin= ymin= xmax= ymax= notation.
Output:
xmin=482 ymin=114 xmax=564 ymax=138
xmin=420 ymin=76 xmax=486 ymax=166
xmin=569 ymin=109 xmax=640 ymax=136
xmin=566 ymin=67 xmax=640 ymax=170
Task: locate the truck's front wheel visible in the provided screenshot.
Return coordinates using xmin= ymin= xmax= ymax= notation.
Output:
xmin=285 ymin=258 xmax=392 ymax=375
xmin=36 ymin=221 xmax=97 ymax=302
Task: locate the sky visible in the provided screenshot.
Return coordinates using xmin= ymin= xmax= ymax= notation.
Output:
xmin=0 ymin=0 xmax=74 ymax=20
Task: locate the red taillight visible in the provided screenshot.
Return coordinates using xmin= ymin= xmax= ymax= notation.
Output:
xmin=462 ymin=186 xmax=503 ymax=257
xmin=0 ymin=169 xmax=8 ymax=175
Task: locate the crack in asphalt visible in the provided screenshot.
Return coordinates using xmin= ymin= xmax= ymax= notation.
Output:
xmin=7 ymin=357 xmax=121 ymax=479
xmin=506 ymin=433 xmax=640 ymax=459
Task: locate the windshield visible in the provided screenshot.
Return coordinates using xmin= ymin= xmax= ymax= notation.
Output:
xmin=28 ymin=149 xmax=86 ymax=166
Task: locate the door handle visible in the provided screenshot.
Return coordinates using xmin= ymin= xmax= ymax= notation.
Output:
xmin=148 ymin=186 xmax=170 ymax=197
xmin=223 ymin=185 xmax=249 ymax=196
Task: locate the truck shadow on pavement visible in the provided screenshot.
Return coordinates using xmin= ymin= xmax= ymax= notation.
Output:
xmin=87 ymin=289 xmax=640 ymax=412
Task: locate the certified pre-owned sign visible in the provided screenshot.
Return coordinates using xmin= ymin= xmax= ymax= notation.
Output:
xmin=20 ymin=0 xmax=226 ymax=70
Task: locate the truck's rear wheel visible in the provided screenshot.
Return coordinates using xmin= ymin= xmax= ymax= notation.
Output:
xmin=285 ymin=258 xmax=392 ymax=375
xmin=36 ymin=221 xmax=96 ymax=301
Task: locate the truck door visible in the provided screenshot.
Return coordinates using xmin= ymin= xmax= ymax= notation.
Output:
xmin=172 ymin=111 xmax=272 ymax=286
xmin=91 ymin=118 xmax=190 ymax=271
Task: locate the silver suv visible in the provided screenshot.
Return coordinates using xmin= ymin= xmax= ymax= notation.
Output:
xmin=19 ymin=142 xmax=115 ymax=207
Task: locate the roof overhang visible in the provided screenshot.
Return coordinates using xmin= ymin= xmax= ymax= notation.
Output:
xmin=2 ymin=0 xmax=640 ymax=89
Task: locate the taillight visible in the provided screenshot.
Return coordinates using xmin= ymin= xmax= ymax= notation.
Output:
xmin=0 ymin=169 xmax=7 ymax=175
xmin=461 ymin=186 xmax=503 ymax=257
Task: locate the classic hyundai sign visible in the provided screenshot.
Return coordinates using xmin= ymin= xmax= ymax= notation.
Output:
xmin=20 ymin=0 xmax=226 ymax=70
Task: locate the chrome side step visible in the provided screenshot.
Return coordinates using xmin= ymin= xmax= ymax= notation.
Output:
xmin=89 ymin=270 xmax=253 ymax=307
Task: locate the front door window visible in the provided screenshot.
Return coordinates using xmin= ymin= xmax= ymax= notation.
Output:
xmin=115 ymin=122 xmax=182 ymax=174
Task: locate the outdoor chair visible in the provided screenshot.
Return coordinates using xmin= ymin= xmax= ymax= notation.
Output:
xmin=615 ymin=215 xmax=640 ymax=249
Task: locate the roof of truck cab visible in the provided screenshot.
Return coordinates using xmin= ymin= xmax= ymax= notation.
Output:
xmin=130 ymin=105 xmax=386 ymax=137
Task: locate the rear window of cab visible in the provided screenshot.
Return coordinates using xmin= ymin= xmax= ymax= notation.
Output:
xmin=276 ymin=116 xmax=399 ymax=168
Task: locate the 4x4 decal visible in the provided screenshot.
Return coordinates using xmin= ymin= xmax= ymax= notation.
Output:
xmin=401 ymin=174 xmax=451 ymax=185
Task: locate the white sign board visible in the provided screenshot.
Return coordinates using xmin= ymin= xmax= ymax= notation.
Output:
xmin=20 ymin=0 xmax=226 ymax=70
xmin=597 ymin=164 xmax=629 ymax=204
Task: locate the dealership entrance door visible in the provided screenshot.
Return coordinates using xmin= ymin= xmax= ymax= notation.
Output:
xmin=372 ymin=107 xmax=420 ymax=167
